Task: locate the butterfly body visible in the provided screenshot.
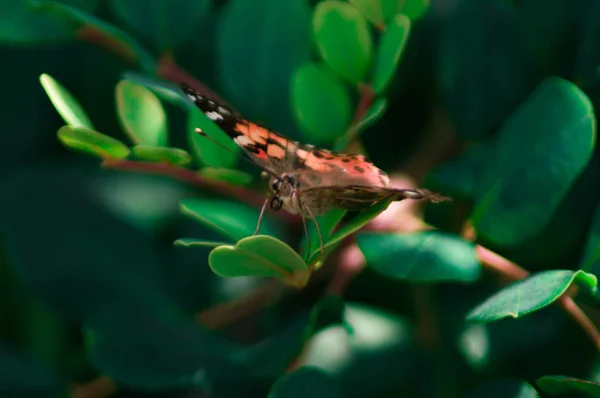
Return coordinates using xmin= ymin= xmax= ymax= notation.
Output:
xmin=181 ymin=83 xmax=450 ymax=254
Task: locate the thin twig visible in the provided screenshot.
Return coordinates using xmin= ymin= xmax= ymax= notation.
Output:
xmin=69 ymin=376 xmax=117 ymax=398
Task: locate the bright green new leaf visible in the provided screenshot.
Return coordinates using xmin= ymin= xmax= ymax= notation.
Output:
xmin=132 ymin=145 xmax=191 ymax=166
xmin=199 ymin=168 xmax=253 ymax=186
xmin=116 ymin=80 xmax=168 ymax=146
xmin=537 ymin=375 xmax=600 ymax=396
xmin=121 ymin=71 xmax=192 ymax=109
xmin=400 ymin=0 xmax=431 ymax=21
xmin=40 ymin=73 xmax=94 ymax=129
xmin=348 ymin=0 xmax=401 ymax=27
xmin=291 ymin=62 xmax=352 ymax=142
xmin=180 ymin=198 xmax=282 ymax=242
xmin=467 ymin=270 xmax=598 ymax=323
xmin=372 ymin=14 xmax=411 ymax=94
xmin=313 ymin=0 xmax=373 ymax=83
xmin=109 ymin=0 xmax=211 ymax=51
xmin=187 ymin=107 xmax=241 ymax=169
xmin=269 ymin=367 xmax=343 ymax=398
xmin=209 ymin=235 xmax=309 ymax=287
xmin=301 ymin=209 xmax=347 ymax=260
xmin=57 ymin=125 xmax=130 ymax=159
xmin=357 ymin=231 xmax=480 ymax=283
xmin=472 ymin=77 xmax=596 ymax=246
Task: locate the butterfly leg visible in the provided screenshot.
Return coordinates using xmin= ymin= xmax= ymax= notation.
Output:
xmin=254 ymin=197 xmax=270 ymax=235
xmin=303 ymin=205 xmax=324 ymax=257
xmin=301 ymin=216 xmax=311 ymax=261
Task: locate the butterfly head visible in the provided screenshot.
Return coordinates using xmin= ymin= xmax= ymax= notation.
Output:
xmin=269 ymin=174 xmax=300 ymax=212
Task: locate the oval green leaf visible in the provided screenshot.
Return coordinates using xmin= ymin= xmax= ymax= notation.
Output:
xmin=467 ymin=270 xmax=598 ymax=323
xmin=313 ymin=0 xmax=373 ymax=83
xmin=537 ymin=375 xmax=600 ymax=396
xmin=291 ymin=62 xmax=352 ymax=142
xmin=116 ymin=80 xmax=168 ymax=146
xmin=217 ymin=0 xmax=311 ymax=133
xmin=57 ymin=125 xmax=130 ymax=159
xmin=472 ymin=77 xmax=596 ymax=246
xmin=187 ymin=107 xmax=241 ymax=168
xmin=269 ymin=367 xmax=342 ymax=398
xmin=348 ymin=0 xmax=401 ymax=27
xmin=209 ymin=235 xmax=309 ymax=287
xmin=40 ymin=73 xmax=94 ymax=129
xmin=132 ymin=145 xmax=191 ymax=166
xmin=179 ymin=198 xmax=282 ymax=242
xmin=109 ymin=0 xmax=211 ymax=51
xmin=371 ymin=14 xmax=411 ymax=95
xmin=357 ymin=231 xmax=480 ymax=283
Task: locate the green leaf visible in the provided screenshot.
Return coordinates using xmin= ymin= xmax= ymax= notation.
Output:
xmin=209 ymin=235 xmax=309 ymax=287
xmin=357 ymin=231 xmax=480 ymax=283
xmin=291 ymin=63 xmax=352 ymax=142
xmin=217 ymin=0 xmax=311 ymax=133
xmin=465 ymin=379 xmax=539 ymax=398
xmin=174 ymin=238 xmax=229 ymax=248
xmin=313 ymin=0 xmax=373 ymax=84
xmin=400 ymin=0 xmax=430 ymax=21
xmin=180 ymin=198 xmax=282 ymax=242
xmin=40 ymin=73 xmax=94 ymax=129
xmin=269 ymin=367 xmax=343 ymax=398
xmin=305 ymin=199 xmax=393 ymax=266
xmin=0 ymin=0 xmax=99 ymax=44
xmin=57 ymin=125 xmax=130 ymax=159
xmin=472 ymin=77 xmax=596 ymax=247
xmin=199 ymin=168 xmax=253 ymax=186
xmin=301 ymin=209 xmax=347 ymax=260
xmin=537 ymin=375 xmax=600 ymax=396
xmin=108 ymin=0 xmax=211 ymax=51
xmin=121 ymin=71 xmax=192 ymax=108
xmin=466 ymin=270 xmax=598 ymax=323
xmin=347 ymin=0 xmax=401 ymax=27
xmin=187 ymin=107 xmax=241 ymax=168
xmin=132 ymin=145 xmax=191 ymax=166
xmin=371 ymin=14 xmax=411 ymax=94
xmin=29 ymin=0 xmax=156 ymax=71
xmin=116 ymin=80 xmax=168 ymax=146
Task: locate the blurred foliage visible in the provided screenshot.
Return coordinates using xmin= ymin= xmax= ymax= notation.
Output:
xmin=3 ymin=0 xmax=600 ymax=397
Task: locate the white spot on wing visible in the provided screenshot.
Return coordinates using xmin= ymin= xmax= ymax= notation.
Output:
xmin=235 ymin=135 xmax=252 ymax=146
xmin=206 ymin=111 xmax=224 ymax=121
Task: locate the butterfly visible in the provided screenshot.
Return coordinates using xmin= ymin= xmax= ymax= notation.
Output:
xmin=181 ymin=83 xmax=450 ymax=256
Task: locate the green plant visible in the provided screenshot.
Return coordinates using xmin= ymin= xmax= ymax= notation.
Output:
xmin=3 ymin=0 xmax=600 ymax=397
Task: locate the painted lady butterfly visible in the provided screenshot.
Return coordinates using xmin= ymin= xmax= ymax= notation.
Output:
xmin=181 ymin=83 xmax=450 ymax=255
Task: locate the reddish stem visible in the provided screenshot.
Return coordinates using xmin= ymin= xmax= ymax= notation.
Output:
xmin=351 ymin=83 xmax=376 ymax=126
